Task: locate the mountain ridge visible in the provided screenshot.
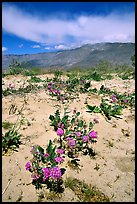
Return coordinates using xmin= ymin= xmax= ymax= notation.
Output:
xmin=2 ymin=42 xmax=135 ymax=70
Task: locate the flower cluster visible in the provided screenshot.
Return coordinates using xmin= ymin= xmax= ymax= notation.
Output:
xmin=56 ymin=128 xmax=64 ymax=136
xmin=42 ymin=167 xmax=51 ymax=180
xmin=26 ymin=108 xmax=98 ymax=193
xmin=112 ymin=94 xmax=117 ymax=103
xmin=42 ymin=166 xmax=62 ymax=180
xmin=25 ymin=161 xmax=31 ymax=171
xmin=54 ymin=156 xmax=64 ymax=163
xmin=50 ymin=166 xmax=62 ymax=179
xmin=47 ymin=82 xmax=61 ymax=96
xmin=89 ymin=130 xmax=97 ymax=139
xmin=56 ymin=148 xmax=64 ymax=154
xmin=25 ymin=142 xmax=65 ymax=192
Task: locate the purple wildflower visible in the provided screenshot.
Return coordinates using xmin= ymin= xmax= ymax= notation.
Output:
xmin=47 ymin=85 xmax=51 ymax=89
xmin=31 ymin=173 xmax=40 ymax=180
xmin=57 ymin=90 xmax=60 ymax=94
xmin=56 ymin=128 xmax=64 ymax=136
xmin=112 ymin=95 xmax=117 ymax=103
xmin=82 ymin=135 xmax=89 ymax=142
xmin=68 ymin=139 xmax=76 ymax=147
xmin=50 ymin=166 xmax=62 ymax=179
xmin=58 ymin=122 xmax=61 ymax=127
xmin=49 ymin=88 xmax=53 ymax=93
xmin=43 ymin=153 xmax=50 ymax=158
xmin=56 ymin=148 xmax=64 ymax=154
xmin=54 ymin=89 xmax=58 ymax=94
xmin=42 ymin=167 xmax=51 ymax=181
xmin=61 ymin=123 xmax=65 ymax=129
xmin=89 ymin=130 xmax=97 ymax=139
xmin=66 ymin=136 xmax=71 ymax=141
xmin=25 ymin=161 xmax=31 ymax=170
xmin=54 ymin=156 xmax=63 ymax=163
xmin=123 ymin=99 xmax=128 ymax=103
xmin=76 ymin=132 xmax=81 ymax=137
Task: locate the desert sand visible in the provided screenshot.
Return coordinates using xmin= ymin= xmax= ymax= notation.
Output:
xmin=2 ymin=74 xmax=135 ymax=202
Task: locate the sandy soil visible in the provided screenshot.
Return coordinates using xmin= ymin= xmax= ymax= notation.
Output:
xmin=2 ymin=74 xmax=135 ymax=202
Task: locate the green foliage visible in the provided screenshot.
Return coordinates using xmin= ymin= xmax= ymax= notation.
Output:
xmin=2 ymin=84 xmax=40 ymax=97
xmin=27 ymin=76 xmax=43 ymax=83
xmin=54 ymin=69 xmax=63 ymax=78
xmin=131 ymin=54 xmax=135 ymax=67
xmin=96 ymin=60 xmax=113 ymax=73
xmin=103 ymin=74 xmax=113 ymax=80
xmin=89 ymin=88 xmax=98 ymax=94
xmin=100 ymin=99 xmax=123 ymax=120
xmin=91 ymin=71 xmax=102 ymax=81
xmin=2 ymin=130 xmax=21 ymax=153
xmin=49 ymin=109 xmax=97 ymax=160
xmin=86 ymin=104 xmax=101 ymax=113
xmin=26 ymin=141 xmax=66 ymax=192
xmin=46 ymin=140 xmax=57 ymax=166
xmin=2 ymin=121 xmax=13 ymax=130
xmin=98 ymin=85 xmax=112 ymax=95
xmin=49 ymin=110 xmax=61 ymax=131
xmin=118 ymin=71 xmax=135 ymax=80
xmin=7 ymin=60 xmax=23 ymax=75
xmin=64 ymin=177 xmax=110 ymax=202
xmin=80 ymin=81 xmax=91 ymax=93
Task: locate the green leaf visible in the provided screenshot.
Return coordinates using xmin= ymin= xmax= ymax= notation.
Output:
xmin=49 ymin=115 xmax=54 ymax=121
xmin=38 ymin=146 xmax=44 ymax=154
xmin=76 ymin=112 xmax=80 ymax=117
xmin=93 ymin=106 xmax=101 ymax=113
xmin=89 ymin=122 xmax=93 ymax=129
xmin=78 ymin=120 xmax=83 ymax=127
xmin=50 ymin=152 xmax=56 ymax=161
xmin=84 ymin=82 xmax=90 ymax=90
xmin=62 ymin=115 xmax=69 ymax=124
xmin=71 ymin=118 xmax=75 ymax=125
xmin=46 ymin=140 xmax=53 ymax=155
xmin=86 ymin=104 xmax=96 ymax=113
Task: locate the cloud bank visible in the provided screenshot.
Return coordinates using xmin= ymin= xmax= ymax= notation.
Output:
xmin=2 ymin=4 xmax=135 ymax=49
xmin=2 ymin=47 xmax=8 ymax=52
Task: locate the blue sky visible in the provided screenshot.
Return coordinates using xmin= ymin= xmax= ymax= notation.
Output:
xmin=2 ymin=2 xmax=135 ymax=55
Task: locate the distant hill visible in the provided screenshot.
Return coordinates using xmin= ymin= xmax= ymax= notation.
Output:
xmin=2 ymin=42 xmax=135 ymax=70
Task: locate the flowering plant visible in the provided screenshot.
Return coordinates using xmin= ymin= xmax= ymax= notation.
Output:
xmin=26 ymin=140 xmax=66 ymax=192
xmin=49 ymin=109 xmax=97 ymax=159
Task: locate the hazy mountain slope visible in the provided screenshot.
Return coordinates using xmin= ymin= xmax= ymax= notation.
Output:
xmin=2 ymin=43 xmax=135 ymax=70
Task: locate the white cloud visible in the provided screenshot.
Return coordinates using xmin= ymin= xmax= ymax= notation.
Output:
xmin=19 ymin=44 xmax=23 ymax=48
xmin=55 ymin=44 xmax=70 ymax=50
xmin=44 ymin=47 xmax=51 ymax=50
xmin=32 ymin=45 xmax=40 ymax=48
xmin=2 ymin=47 xmax=8 ymax=52
xmin=2 ymin=4 xmax=135 ymax=48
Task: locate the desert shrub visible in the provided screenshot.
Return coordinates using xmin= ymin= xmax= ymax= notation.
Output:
xmin=2 ymin=129 xmax=21 ymax=154
xmin=27 ymin=76 xmax=43 ymax=83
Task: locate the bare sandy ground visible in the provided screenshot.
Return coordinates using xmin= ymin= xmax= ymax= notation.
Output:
xmin=2 ymin=74 xmax=135 ymax=202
